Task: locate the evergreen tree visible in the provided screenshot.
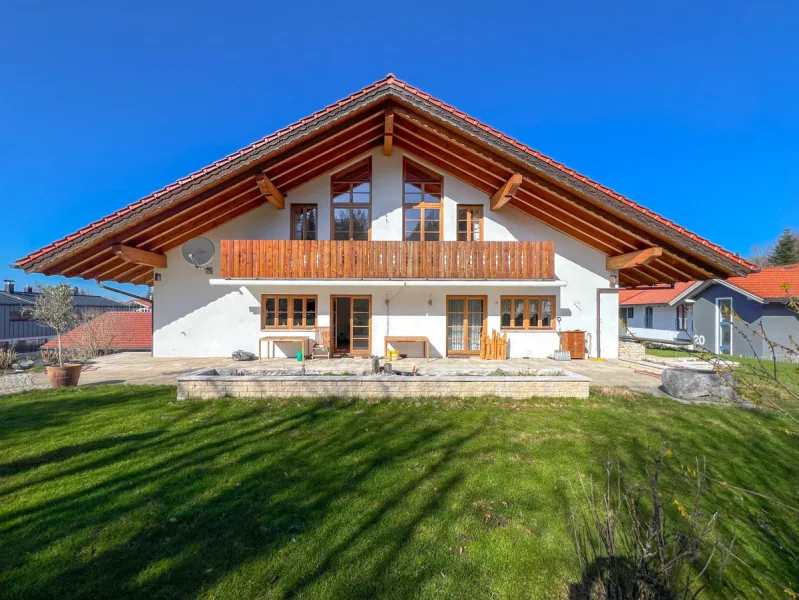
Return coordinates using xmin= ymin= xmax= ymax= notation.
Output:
xmin=768 ymin=228 xmax=799 ymax=266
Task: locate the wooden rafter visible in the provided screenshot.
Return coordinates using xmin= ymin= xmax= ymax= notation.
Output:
xmin=255 ymin=173 xmax=285 ymax=209
xmin=490 ymin=174 xmax=523 ymax=210
xmin=606 ymin=247 xmax=663 ymax=271
xmin=392 ymin=106 xmax=721 ymax=279
xmin=111 ymin=244 xmax=167 ymax=268
xmin=383 ymin=108 xmax=394 ymax=156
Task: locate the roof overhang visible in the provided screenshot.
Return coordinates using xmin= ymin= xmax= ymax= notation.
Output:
xmin=15 ymin=75 xmax=755 ymax=288
xmin=668 ymin=279 xmax=766 ymax=305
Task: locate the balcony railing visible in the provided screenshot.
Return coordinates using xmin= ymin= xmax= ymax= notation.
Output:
xmin=220 ymin=240 xmax=555 ymax=280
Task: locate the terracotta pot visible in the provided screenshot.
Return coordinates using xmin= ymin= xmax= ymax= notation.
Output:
xmin=46 ymin=364 xmax=82 ymax=388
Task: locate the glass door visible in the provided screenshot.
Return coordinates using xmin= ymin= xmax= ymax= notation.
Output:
xmin=331 ymin=296 xmax=371 ymax=356
xmin=446 ymin=296 xmax=485 ymax=355
xmin=717 ymin=298 xmax=732 ymax=355
xmin=351 ymin=297 xmax=371 ymax=355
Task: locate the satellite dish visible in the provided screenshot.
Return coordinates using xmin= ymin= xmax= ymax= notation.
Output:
xmin=182 ymin=237 xmax=215 ymax=268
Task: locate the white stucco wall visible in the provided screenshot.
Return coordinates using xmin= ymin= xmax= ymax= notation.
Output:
xmin=153 ymin=147 xmax=618 ymax=359
xmin=622 ymin=304 xmax=693 ymax=343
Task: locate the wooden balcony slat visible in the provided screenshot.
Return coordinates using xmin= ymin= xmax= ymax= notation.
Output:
xmin=219 ymin=240 xmax=555 ymax=279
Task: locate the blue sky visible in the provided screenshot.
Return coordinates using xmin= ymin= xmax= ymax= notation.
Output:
xmin=1 ymin=0 xmax=797 ymax=298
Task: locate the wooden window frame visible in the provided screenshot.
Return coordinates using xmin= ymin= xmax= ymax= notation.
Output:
xmin=403 ymin=157 xmax=443 ymax=242
xmin=457 ymin=205 xmax=483 ymax=241
xmin=290 ymin=204 xmax=318 ymax=241
xmin=330 ymin=295 xmax=372 ymax=355
xmin=500 ymin=295 xmax=556 ymax=330
xmin=261 ymin=295 xmax=318 ymax=330
xmin=445 ymin=295 xmax=488 ymax=356
xmin=330 ymin=157 xmax=372 ymax=241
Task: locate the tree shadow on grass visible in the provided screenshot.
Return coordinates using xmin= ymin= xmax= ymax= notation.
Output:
xmin=0 ymin=394 xmax=488 ymax=599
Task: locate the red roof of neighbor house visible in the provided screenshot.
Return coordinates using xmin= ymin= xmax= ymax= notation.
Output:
xmin=43 ymin=311 xmax=152 ymax=350
xmin=15 ymin=74 xmax=755 ymax=272
xmin=724 ymin=264 xmax=799 ymax=301
xmin=619 ymin=281 xmax=697 ymax=306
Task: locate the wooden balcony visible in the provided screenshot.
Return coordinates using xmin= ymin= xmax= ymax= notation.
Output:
xmin=220 ymin=240 xmax=555 ymax=280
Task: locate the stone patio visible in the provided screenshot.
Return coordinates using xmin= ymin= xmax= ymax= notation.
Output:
xmin=2 ymin=352 xmax=664 ymax=393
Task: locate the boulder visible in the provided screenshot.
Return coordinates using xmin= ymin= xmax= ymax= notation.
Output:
xmin=661 ymin=368 xmax=739 ymax=403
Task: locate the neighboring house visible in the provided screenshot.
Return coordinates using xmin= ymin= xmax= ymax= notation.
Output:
xmin=42 ymin=311 xmax=152 ymax=352
xmin=14 ymin=76 xmax=753 ymax=360
xmin=0 ymin=280 xmax=132 ymax=351
xmin=670 ymin=264 xmax=799 ymax=358
xmin=619 ymin=281 xmax=696 ymax=346
xmin=124 ymin=298 xmax=152 ymax=312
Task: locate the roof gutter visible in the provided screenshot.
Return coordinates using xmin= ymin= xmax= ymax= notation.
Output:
xmin=96 ymin=282 xmax=152 ymax=304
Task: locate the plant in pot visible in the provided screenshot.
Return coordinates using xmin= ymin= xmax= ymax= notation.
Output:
xmin=27 ymin=283 xmax=81 ymax=388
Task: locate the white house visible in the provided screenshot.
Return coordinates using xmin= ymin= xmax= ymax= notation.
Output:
xmin=15 ymin=75 xmax=754 ymax=361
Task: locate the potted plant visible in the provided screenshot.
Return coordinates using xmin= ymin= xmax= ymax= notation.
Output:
xmin=28 ymin=283 xmax=81 ymax=388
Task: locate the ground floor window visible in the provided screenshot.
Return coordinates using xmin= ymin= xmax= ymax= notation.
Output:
xmin=261 ymin=295 xmax=317 ymax=329
xmin=676 ymin=305 xmax=689 ymax=330
xmin=446 ymin=296 xmax=486 ymax=355
xmin=500 ymin=296 xmax=554 ymax=330
xmin=644 ymin=306 xmax=654 ymax=328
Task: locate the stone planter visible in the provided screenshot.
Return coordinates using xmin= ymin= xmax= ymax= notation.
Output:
xmin=177 ymin=367 xmax=591 ymax=400
xmin=46 ymin=364 xmax=82 ymax=388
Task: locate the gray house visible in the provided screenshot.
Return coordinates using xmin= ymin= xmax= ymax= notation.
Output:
xmin=670 ymin=264 xmax=799 ymax=359
xmin=0 ymin=280 xmax=132 ymax=351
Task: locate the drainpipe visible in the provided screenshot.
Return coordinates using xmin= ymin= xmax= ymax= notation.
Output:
xmin=96 ymin=282 xmax=151 ymax=304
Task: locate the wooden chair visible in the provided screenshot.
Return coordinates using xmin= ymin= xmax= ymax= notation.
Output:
xmin=312 ymin=326 xmax=331 ymax=359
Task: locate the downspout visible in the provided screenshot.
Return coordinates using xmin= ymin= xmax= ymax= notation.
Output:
xmin=96 ymin=282 xmax=151 ymax=304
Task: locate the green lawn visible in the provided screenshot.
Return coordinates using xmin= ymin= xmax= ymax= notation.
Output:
xmin=0 ymin=386 xmax=797 ymax=599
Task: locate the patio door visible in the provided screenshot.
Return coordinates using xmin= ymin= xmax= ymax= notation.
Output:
xmin=716 ymin=297 xmax=733 ymax=355
xmin=331 ymin=296 xmax=371 ymax=355
xmin=446 ymin=296 xmax=486 ymax=355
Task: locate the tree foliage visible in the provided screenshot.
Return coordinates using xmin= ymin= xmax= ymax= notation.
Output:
xmin=768 ymin=228 xmax=799 ymax=266
xmin=28 ymin=283 xmax=77 ymax=366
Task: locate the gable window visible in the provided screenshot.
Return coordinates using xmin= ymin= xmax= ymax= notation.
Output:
xmin=403 ymin=158 xmax=442 ymax=241
xmin=644 ymin=306 xmax=654 ymax=328
xmin=457 ymin=206 xmax=483 ymax=241
xmin=500 ymin=296 xmax=554 ymax=330
xmin=291 ymin=205 xmax=318 ymax=240
xmin=261 ymin=295 xmax=317 ymax=329
xmin=331 ymin=158 xmax=371 ymax=241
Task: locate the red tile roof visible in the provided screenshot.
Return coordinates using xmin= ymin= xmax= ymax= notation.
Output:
xmin=16 ymin=74 xmax=755 ymax=272
xmin=724 ymin=264 xmax=799 ymax=301
xmin=43 ymin=311 xmax=152 ymax=350
xmin=619 ymin=281 xmax=697 ymax=306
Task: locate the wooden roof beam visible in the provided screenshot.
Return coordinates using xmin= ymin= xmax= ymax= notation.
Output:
xmin=112 ymin=244 xmax=167 ymax=268
xmin=490 ymin=173 xmax=523 ymax=210
xmin=383 ymin=108 xmax=394 ymax=156
xmin=606 ymin=247 xmax=663 ymax=270
xmin=255 ymin=173 xmax=285 ymax=209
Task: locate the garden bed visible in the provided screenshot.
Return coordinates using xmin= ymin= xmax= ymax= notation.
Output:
xmin=176 ymin=366 xmax=589 ymax=400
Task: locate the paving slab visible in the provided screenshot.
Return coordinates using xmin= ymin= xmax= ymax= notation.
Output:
xmin=71 ymin=353 xmax=663 ymax=393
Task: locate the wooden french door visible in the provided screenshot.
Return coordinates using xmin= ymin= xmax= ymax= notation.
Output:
xmin=331 ymin=295 xmax=371 ymax=355
xmin=446 ymin=296 xmax=486 ymax=356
